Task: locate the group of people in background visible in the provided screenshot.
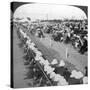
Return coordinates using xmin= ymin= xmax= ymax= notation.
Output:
xmin=14 ymin=19 xmax=88 ymax=55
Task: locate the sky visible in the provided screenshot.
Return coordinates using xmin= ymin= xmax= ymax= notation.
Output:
xmin=13 ymin=3 xmax=87 ymax=21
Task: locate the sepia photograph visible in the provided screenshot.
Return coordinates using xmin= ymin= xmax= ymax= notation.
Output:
xmin=11 ymin=2 xmax=88 ymax=88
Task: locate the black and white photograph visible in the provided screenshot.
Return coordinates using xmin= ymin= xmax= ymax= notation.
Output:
xmin=11 ymin=2 xmax=88 ymax=88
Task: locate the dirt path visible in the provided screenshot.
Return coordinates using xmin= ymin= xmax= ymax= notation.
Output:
xmin=13 ymin=27 xmax=31 ymax=88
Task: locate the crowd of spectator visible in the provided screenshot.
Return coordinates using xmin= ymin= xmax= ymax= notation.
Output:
xmin=14 ymin=19 xmax=88 ymax=55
